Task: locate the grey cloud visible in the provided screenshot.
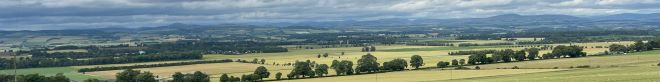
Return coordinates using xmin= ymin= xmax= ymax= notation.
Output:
xmin=0 ymin=0 xmax=659 ymax=30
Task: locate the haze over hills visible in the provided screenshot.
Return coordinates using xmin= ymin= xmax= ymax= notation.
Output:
xmin=130 ymin=13 xmax=660 ymax=30
xmin=1 ymin=13 xmax=659 ymax=32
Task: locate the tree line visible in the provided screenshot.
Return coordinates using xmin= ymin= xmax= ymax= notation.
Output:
xmin=78 ymin=59 xmax=233 ymax=73
xmin=468 ymin=45 xmax=583 ymax=65
xmin=0 ymin=53 xmax=203 ymax=70
xmin=0 ymin=73 xmax=70 ymax=82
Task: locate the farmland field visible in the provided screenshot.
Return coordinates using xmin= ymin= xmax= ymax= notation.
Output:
xmin=0 ymin=41 xmax=648 ymax=82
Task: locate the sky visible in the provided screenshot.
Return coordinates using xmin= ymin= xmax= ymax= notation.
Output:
xmin=1 ymin=0 xmax=660 ymax=31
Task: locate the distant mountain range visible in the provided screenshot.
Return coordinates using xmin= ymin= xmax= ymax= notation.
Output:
xmin=246 ymin=13 xmax=660 ymax=28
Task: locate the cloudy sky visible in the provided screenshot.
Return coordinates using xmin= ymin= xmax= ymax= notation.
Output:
xmin=1 ymin=0 xmax=660 ymax=30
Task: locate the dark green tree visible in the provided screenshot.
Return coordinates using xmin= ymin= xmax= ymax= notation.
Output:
xmin=451 ymin=59 xmax=459 ymax=66
xmin=275 ymin=72 xmax=283 ymax=80
xmin=527 ymin=48 xmax=540 ymax=60
xmin=436 ymin=61 xmax=449 ymax=68
xmin=172 ymin=72 xmax=184 ymax=82
xmin=513 ymin=50 xmax=526 ymax=61
xmin=135 ymin=72 xmax=156 ymax=82
xmin=383 ymin=58 xmax=407 ymax=71
xmin=220 ymin=74 xmax=229 ymax=82
xmin=356 ymin=53 xmax=380 ymax=73
xmin=254 ymin=66 xmax=270 ymax=80
xmin=410 ymin=55 xmax=424 ymax=69
xmin=116 ymin=69 xmax=140 ymax=82
xmin=314 ymin=64 xmax=329 ymax=76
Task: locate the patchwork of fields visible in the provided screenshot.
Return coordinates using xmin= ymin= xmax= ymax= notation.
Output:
xmin=0 ymin=40 xmax=649 ymax=82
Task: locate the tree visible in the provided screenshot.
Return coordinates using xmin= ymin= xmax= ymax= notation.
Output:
xmin=84 ymin=78 xmax=103 ymax=82
xmin=289 ymin=60 xmax=314 ymax=78
xmin=436 ymin=61 xmax=449 ymax=68
xmin=220 ymin=74 xmax=229 ymax=82
xmin=552 ymin=45 xmax=586 ymax=58
xmin=356 ymin=53 xmax=379 ymax=73
xmin=410 ymin=55 xmax=424 ymax=69
xmin=252 ymin=58 xmax=259 ymax=64
xmin=191 ymin=71 xmax=210 ymax=82
xmin=513 ymin=50 xmax=526 ymax=61
xmin=451 ymin=59 xmax=459 ymax=66
xmin=457 ymin=59 xmax=465 ymax=65
xmin=260 ymin=59 xmax=266 ymax=64
xmin=116 ymin=69 xmax=140 ymax=82
xmin=172 ymin=72 xmax=185 ymax=82
xmin=254 ymin=66 xmax=270 ymax=80
xmin=527 ymin=48 xmax=540 ymax=60
xmin=275 ymin=72 xmax=283 ymax=80
xmin=475 ymin=66 xmax=481 ymax=70
xmin=383 ymin=58 xmax=407 ymax=71
xmin=136 ymin=72 xmax=156 ymax=82
xmin=468 ymin=54 xmax=487 ymax=65
xmin=51 ymin=73 xmax=70 ymax=82
xmin=370 ymin=46 xmax=376 ymax=52
xmin=609 ymin=44 xmax=629 ymax=53
xmin=331 ymin=60 xmax=354 ymax=75
xmin=500 ymin=49 xmax=514 ymax=62
xmin=314 ymin=64 xmax=329 ymax=76
xmin=632 ymin=40 xmax=645 ymax=52
xmin=322 ymin=53 xmax=329 ymax=57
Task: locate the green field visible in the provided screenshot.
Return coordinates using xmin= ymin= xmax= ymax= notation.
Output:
xmin=0 ymin=41 xmax=649 ymax=82
xmin=0 ymin=67 xmax=105 ymax=81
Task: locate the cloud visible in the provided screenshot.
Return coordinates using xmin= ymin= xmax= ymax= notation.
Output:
xmin=0 ymin=0 xmax=659 ymax=30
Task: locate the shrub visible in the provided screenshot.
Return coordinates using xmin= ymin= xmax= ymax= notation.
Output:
xmin=511 ymin=66 xmax=519 ymax=69
xmin=475 ymin=66 xmax=481 ymax=70
xmin=454 ymin=66 xmax=471 ymax=70
xmin=576 ymin=65 xmax=590 ymax=68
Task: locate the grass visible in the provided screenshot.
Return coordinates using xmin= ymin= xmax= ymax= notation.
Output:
xmin=3 ymin=41 xmax=639 ymax=82
xmin=440 ymin=67 xmax=660 ymax=82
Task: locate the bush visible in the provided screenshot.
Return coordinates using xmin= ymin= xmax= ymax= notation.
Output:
xmin=576 ymin=65 xmax=590 ymax=68
xmin=511 ymin=66 xmax=519 ymax=69
xmin=474 ymin=66 xmax=480 ymax=70
xmin=454 ymin=66 xmax=471 ymax=70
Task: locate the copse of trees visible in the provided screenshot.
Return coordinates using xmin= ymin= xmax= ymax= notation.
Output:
xmin=467 ymin=53 xmax=490 ymax=65
xmin=526 ymin=48 xmax=540 ymax=60
xmin=116 ymin=69 xmax=157 ymax=82
xmin=382 ymin=58 xmax=407 ymax=71
xmin=410 ymin=55 xmax=424 ymax=69
xmin=331 ymin=60 xmax=354 ymax=75
xmin=171 ymin=71 xmax=210 ymax=82
xmin=361 ymin=46 xmax=377 ymax=52
xmin=1 ymin=52 xmax=203 ymax=70
xmin=551 ymin=45 xmax=586 ymax=58
xmin=493 ymin=49 xmax=514 ymax=62
xmin=79 ymin=59 xmax=233 ymax=72
xmin=356 ymin=53 xmax=380 ymax=73
xmin=448 ymin=50 xmax=497 ymax=55
xmin=436 ymin=61 xmax=449 ymax=68
xmin=609 ymin=44 xmax=629 ymax=53
xmin=253 ymin=66 xmax=270 ymax=80
xmin=315 ymin=64 xmax=329 ymax=76
xmin=288 ymin=60 xmax=315 ymax=78
xmin=513 ymin=50 xmax=526 ymax=61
